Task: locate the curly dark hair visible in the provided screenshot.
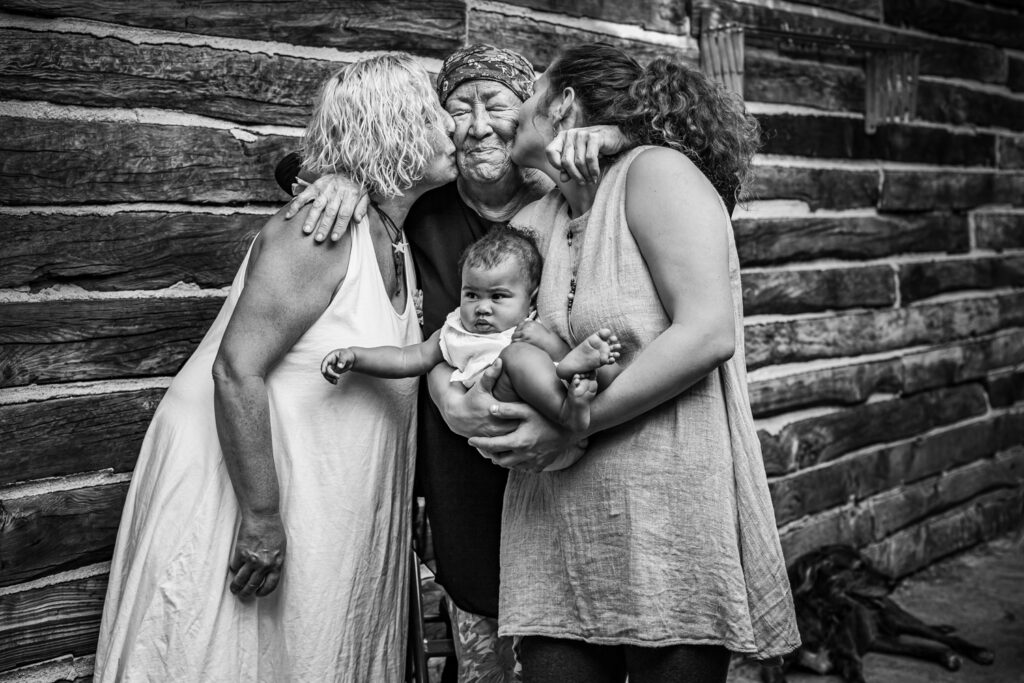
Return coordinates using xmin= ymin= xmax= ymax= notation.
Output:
xmin=543 ymin=43 xmax=761 ymax=204
xmin=457 ymin=227 xmax=543 ymax=292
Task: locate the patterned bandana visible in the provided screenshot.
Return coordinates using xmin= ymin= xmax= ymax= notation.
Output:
xmin=436 ymin=44 xmax=535 ymax=105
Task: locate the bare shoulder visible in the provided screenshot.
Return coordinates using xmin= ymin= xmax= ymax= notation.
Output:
xmin=625 ymin=147 xmax=723 ymax=229
xmin=246 ymin=204 xmax=352 ymax=286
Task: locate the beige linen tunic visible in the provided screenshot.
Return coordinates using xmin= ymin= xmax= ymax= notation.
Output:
xmin=501 ymin=147 xmax=800 ymax=659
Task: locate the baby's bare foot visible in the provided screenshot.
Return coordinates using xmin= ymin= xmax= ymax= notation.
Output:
xmin=559 ymin=373 xmax=598 ymax=433
xmin=556 ymin=328 xmax=621 ymax=380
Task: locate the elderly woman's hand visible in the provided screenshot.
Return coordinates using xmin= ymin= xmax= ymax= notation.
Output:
xmin=229 ymin=511 xmax=287 ymax=599
xmin=546 ymin=125 xmax=633 ymax=185
xmin=284 ymin=173 xmax=370 ymax=243
xmin=427 ymin=360 xmax=520 ymax=438
xmin=470 ymin=408 xmax=587 ymax=473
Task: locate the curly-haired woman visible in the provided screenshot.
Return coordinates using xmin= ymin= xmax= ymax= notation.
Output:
xmin=94 ymin=54 xmax=457 ymax=682
xmin=469 ymin=43 xmax=801 ymax=682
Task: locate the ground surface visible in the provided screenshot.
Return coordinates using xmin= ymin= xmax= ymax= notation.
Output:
xmin=729 ymin=534 xmax=1024 ymax=683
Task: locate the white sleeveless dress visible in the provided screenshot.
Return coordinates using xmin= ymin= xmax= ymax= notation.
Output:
xmin=95 ymin=218 xmax=421 ymax=682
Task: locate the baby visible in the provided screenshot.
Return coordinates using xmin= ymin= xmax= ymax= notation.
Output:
xmin=321 ymin=227 xmax=621 ymax=433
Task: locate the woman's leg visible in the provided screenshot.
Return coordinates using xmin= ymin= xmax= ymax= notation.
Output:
xmin=518 ymin=636 xmax=626 ymax=683
xmin=625 ymin=643 xmax=731 ymax=683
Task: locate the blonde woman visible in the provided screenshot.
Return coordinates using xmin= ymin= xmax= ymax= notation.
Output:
xmin=95 ymin=54 xmax=457 ymax=682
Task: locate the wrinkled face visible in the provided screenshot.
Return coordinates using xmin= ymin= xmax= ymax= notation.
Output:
xmin=510 ymin=70 xmax=556 ymax=171
xmin=419 ymin=106 xmax=459 ymax=188
xmin=459 ymin=257 xmax=534 ymax=334
xmin=444 ymin=80 xmax=523 ymax=185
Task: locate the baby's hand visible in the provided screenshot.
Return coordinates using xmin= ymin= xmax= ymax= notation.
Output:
xmin=512 ymin=318 xmax=551 ymax=345
xmin=321 ymin=348 xmax=356 ymax=384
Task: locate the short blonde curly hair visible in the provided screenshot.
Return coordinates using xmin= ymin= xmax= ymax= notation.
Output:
xmin=302 ymin=53 xmax=447 ymax=198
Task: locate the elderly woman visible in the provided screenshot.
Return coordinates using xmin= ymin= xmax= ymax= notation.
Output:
xmin=95 ymin=54 xmax=456 ymax=682
xmin=278 ymin=44 xmax=625 ymax=681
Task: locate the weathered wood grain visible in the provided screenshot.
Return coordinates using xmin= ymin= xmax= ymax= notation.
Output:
xmin=780 ymin=457 xmax=1024 ymax=568
xmin=758 ymin=113 xmax=996 ymax=166
xmin=975 ymin=211 xmax=1024 ymax=251
xmin=863 ymin=484 xmax=1024 ymax=577
xmin=759 ymin=384 xmax=989 ymax=475
xmin=0 ymin=116 xmax=291 ymax=205
xmin=880 ymin=169 xmax=1024 ymax=211
xmin=998 ymin=136 xmax=1024 ymax=170
xmin=741 ymin=264 xmax=895 ymax=315
xmin=744 ymin=164 xmax=880 ymax=210
xmin=883 ymin=0 xmax=1024 ymax=51
xmin=733 ymin=212 xmax=968 ymax=267
xmin=0 ymin=0 xmax=464 ymax=57
xmin=743 ymin=290 xmax=1024 ymax=370
xmin=749 ymin=357 xmax=903 ymax=417
xmin=0 ymin=297 xmax=224 ymax=387
xmin=0 ymin=388 xmax=164 ymax=486
xmin=748 ymin=327 xmax=1024 ymax=416
xmin=467 ymin=8 xmax=697 ymax=70
xmin=495 ymin=0 xmax=686 ymax=34
xmin=0 ymin=575 xmax=106 ymax=673
xmin=0 ymin=28 xmax=336 ymax=127
xmin=769 ymin=410 xmax=1022 ymax=526
xmin=1010 ymin=55 xmax=1024 ymax=93
xmin=917 ymin=78 xmax=1024 ymax=133
xmin=901 ymin=327 xmax=1024 ymax=394
xmin=711 ymin=0 xmax=1006 ymax=83
xmin=899 ymin=255 xmax=1024 ymax=302
xmin=811 ymin=0 xmax=882 ymax=19
xmin=987 ymin=368 xmax=1024 ymax=408
xmin=0 ymin=211 xmax=264 ymax=291
xmin=0 ymin=482 xmax=127 ymax=588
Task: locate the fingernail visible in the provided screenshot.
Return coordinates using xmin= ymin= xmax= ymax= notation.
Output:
xmin=489 ymin=404 xmax=499 ymax=414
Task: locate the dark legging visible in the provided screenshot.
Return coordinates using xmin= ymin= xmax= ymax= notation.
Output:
xmin=518 ymin=636 xmax=731 ymax=683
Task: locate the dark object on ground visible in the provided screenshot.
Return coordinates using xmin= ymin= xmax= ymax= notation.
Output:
xmin=760 ymin=545 xmax=995 ymax=683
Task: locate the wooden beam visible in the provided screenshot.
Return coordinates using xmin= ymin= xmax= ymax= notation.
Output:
xmin=0 ymin=297 xmax=223 ymax=387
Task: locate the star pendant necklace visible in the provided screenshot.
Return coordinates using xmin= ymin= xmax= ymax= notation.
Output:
xmin=371 ymin=202 xmax=408 ymax=300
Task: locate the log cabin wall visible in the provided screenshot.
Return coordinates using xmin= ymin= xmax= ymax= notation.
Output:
xmin=0 ymin=0 xmax=1022 ymax=679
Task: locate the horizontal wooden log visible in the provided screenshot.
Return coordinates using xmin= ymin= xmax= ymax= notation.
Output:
xmin=467 ymin=8 xmax=697 ymax=70
xmin=863 ymin=484 xmax=1024 ymax=577
xmin=0 ymin=211 xmax=263 ymax=291
xmin=744 ymin=164 xmax=879 ymax=210
xmin=901 ymin=327 xmax=1024 ymax=394
xmin=1010 ymin=55 xmax=1024 ymax=93
xmin=975 ymin=211 xmax=1024 ymax=251
xmin=759 ymin=383 xmax=989 ymax=474
xmin=899 ymin=255 xmax=1024 ymax=302
xmin=758 ymin=113 xmax=996 ymax=166
xmin=0 ymin=297 xmax=224 ymax=387
xmin=0 ymin=0 xmax=463 ymax=57
xmin=744 ymin=50 xmax=862 ymax=112
xmin=1 ymin=116 xmax=291 ymax=205
xmin=799 ymin=0 xmax=881 ymax=20
xmin=749 ymin=357 xmax=902 ymax=418
xmin=733 ymin=212 xmax=968 ymax=267
xmin=769 ymin=409 xmax=1024 ymax=525
xmin=917 ymin=79 xmax=1024 ymax=133
xmin=748 ymin=327 xmax=1024 ymax=416
xmin=998 ymin=136 xmax=1024 ymax=170
xmin=882 ymin=0 xmax=1024 ymax=51
xmin=987 ymin=368 xmax=1024 ymax=409
xmin=780 ymin=457 xmax=1024 ymax=568
xmin=0 ymin=28 xmax=335 ymax=127
xmin=0 ymin=388 xmax=164 ymax=486
xmin=741 ymin=264 xmax=895 ymax=315
xmin=0 ymin=575 xmax=107 ymax=673
xmin=0 ymin=482 xmax=127 ymax=588
xmin=744 ymin=290 xmax=1024 ymax=370
xmin=880 ymin=169 xmax=1024 ymax=211
xmin=712 ymin=0 xmax=1006 ymax=83
xmin=495 ymin=0 xmax=686 ymax=34
xmin=744 ymin=51 xmax=1024 ymax=133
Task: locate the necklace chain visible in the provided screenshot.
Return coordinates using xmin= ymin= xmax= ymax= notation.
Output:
xmin=371 ymin=202 xmax=407 ymax=299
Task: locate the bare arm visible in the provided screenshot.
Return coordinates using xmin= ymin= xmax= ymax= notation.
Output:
xmin=212 ymin=204 xmax=350 ymax=599
xmin=322 ymin=330 xmax=443 ymax=382
xmin=474 ymin=148 xmax=735 ymax=456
